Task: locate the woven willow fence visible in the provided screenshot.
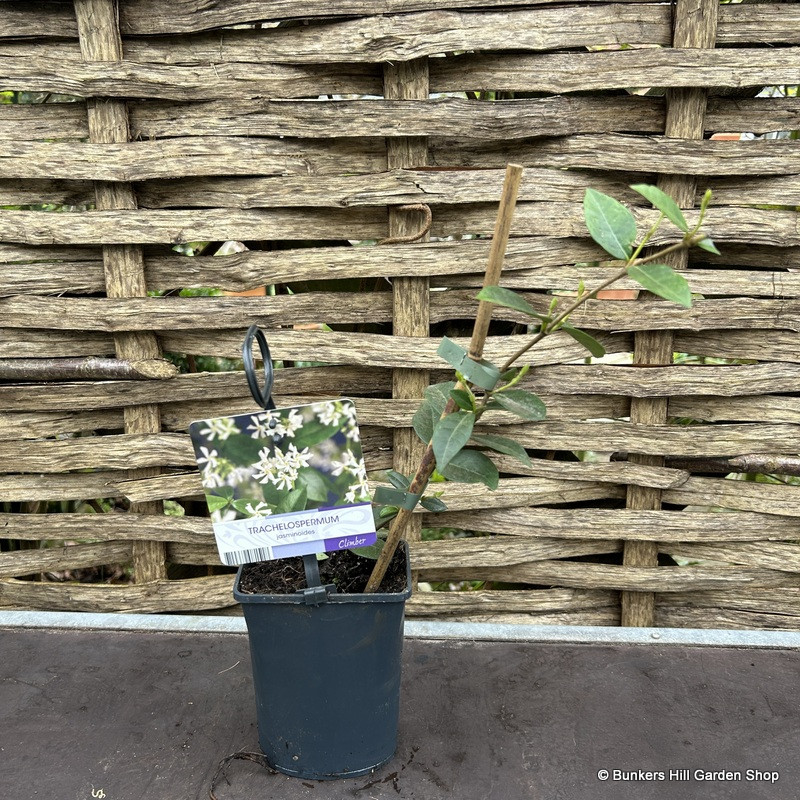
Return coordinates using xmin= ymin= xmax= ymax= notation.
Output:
xmin=1 ymin=0 xmax=799 ymax=627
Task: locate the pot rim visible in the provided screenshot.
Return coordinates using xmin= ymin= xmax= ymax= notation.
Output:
xmin=233 ymin=541 xmax=412 ymax=605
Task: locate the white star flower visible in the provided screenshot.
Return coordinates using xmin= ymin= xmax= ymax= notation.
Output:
xmin=252 ymin=443 xmax=310 ymax=491
xmin=284 ymin=443 xmax=313 ymax=470
xmin=244 ymin=501 xmax=273 ymax=517
xmin=316 ymin=401 xmax=343 ymax=427
xmin=282 ymin=409 xmax=304 ymax=438
xmin=331 ymin=449 xmax=366 ymax=481
xmin=247 ymin=412 xmax=285 ymax=440
xmin=344 ymin=482 xmax=371 ymax=504
xmin=200 ymin=417 xmax=238 ymax=441
xmin=196 ymin=446 xmax=218 ymax=467
xmin=201 ymin=464 xmax=225 ymax=489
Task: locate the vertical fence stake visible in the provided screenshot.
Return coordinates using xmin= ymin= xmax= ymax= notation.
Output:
xmin=621 ymin=0 xmax=719 ymax=627
xmin=74 ymin=0 xmax=167 ymax=582
xmin=384 ymin=59 xmax=431 ymax=585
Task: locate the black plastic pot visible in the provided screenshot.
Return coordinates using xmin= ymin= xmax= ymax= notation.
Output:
xmin=233 ymin=545 xmax=412 ymax=780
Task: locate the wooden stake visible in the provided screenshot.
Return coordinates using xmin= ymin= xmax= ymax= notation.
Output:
xmin=364 ymin=164 xmax=523 ymax=593
xmin=621 ymin=0 xmax=718 ymax=627
xmin=384 ymin=58 xmax=431 ymax=591
xmin=468 ymin=165 xmax=524 ymax=360
xmin=75 ymin=0 xmax=168 ymax=582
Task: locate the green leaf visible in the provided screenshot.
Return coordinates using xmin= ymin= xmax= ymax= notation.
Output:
xmin=275 ymin=486 xmax=307 ymax=514
xmin=475 ymin=286 xmax=546 ymax=320
xmin=470 ymin=433 xmax=532 ymax=466
xmin=413 ymin=380 xmax=458 ymax=442
xmin=561 ymin=323 xmax=606 ymax=357
xmin=291 ymin=420 xmax=340 ymax=451
xmin=437 ymin=338 xmax=502 ymax=391
xmin=492 ymin=390 xmax=547 ymax=421
xmin=628 ymin=263 xmax=692 ymax=308
xmin=630 ymin=184 xmax=688 ymax=233
xmin=354 ymin=525 xmax=388 ymax=559
xmin=696 ymin=237 xmax=721 ymax=256
xmin=432 ymin=411 xmax=475 ymax=471
xmin=449 ymin=388 xmax=475 ymax=412
xmin=296 ymin=467 xmax=331 ymax=502
xmin=350 ymin=540 xmax=385 ymax=560
xmin=231 ymin=499 xmax=256 ymax=515
xmin=374 ymin=485 xmax=421 ymax=510
xmin=440 ymin=449 xmax=499 ymax=490
xmin=289 ymin=487 xmax=308 ymax=512
xmin=412 ymin=398 xmax=439 ymax=444
xmin=206 ymin=494 xmax=230 ymax=513
xmin=420 ymin=495 xmax=448 ymax=512
xmin=374 ymin=486 xmax=409 ymax=506
xmin=583 ymin=188 xmax=637 ymax=260
xmin=372 ymin=505 xmax=397 ymax=530
xmin=425 ymin=381 xmax=457 ymax=414
xmin=386 ymin=470 xmax=410 ymax=490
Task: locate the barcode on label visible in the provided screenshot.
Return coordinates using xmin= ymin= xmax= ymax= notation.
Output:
xmin=222 ymin=547 xmax=271 ymax=566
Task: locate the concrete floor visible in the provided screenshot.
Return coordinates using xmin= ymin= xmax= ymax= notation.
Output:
xmin=1 ymin=621 xmax=798 ymax=800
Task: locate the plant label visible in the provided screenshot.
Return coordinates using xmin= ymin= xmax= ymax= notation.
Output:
xmin=189 ymin=399 xmax=377 ymax=565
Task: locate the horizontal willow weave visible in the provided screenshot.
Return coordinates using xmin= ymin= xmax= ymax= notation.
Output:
xmin=1 ymin=0 xmax=799 ymax=628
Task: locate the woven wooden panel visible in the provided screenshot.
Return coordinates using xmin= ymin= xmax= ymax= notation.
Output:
xmin=1 ymin=0 xmax=799 ymax=628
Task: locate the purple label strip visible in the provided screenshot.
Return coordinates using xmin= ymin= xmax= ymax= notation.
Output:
xmin=272 ymin=532 xmax=377 ymax=560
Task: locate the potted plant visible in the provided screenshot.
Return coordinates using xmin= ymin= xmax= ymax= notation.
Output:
xmin=206 ymin=165 xmax=718 ymax=786
xmin=232 ymin=542 xmax=411 ymax=779
xmin=191 ymin=393 xmax=415 ymax=780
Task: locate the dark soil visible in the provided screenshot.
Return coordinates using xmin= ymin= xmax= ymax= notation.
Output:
xmin=237 ymin=544 xmax=408 ymax=596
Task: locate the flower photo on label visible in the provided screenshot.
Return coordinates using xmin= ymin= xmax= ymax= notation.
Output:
xmin=189 ymin=399 xmax=373 ymax=526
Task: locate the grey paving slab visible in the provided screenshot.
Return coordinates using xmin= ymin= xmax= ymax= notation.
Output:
xmin=1 ymin=625 xmax=797 ymax=800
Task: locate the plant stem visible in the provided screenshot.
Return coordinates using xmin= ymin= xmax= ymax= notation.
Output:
xmin=364 ymin=163 xmax=524 ymax=593
xmin=500 ymin=233 xmax=706 ymax=372
xmin=628 ymin=212 xmax=664 ymax=264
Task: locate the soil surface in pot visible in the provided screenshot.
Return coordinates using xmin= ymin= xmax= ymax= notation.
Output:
xmin=238 ymin=546 xmax=407 ymax=595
